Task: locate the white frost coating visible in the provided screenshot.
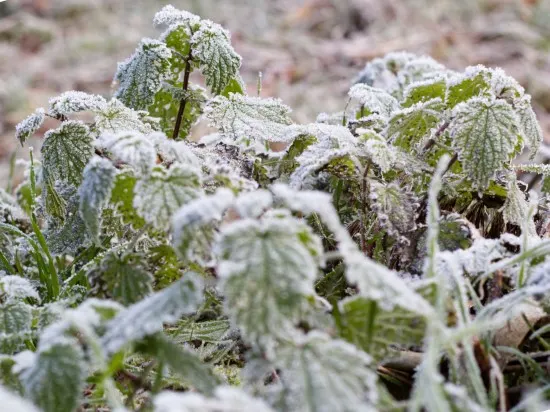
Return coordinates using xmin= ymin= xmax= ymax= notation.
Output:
xmin=271 ymin=184 xmax=435 ymax=316
xmin=0 ymin=385 xmax=40 ymax=412
xmin=134 ymin=164 xmax=203 ymax=230
xmin=216 ymin=213 xmax=322 ymax=351
xmin=289 ymin=123 xmax=357 ymax=189
xmin=191 ymin=20 xmax=242 ymax=95
xmin=114 ymin=38 xmax=172 ymax=110
xmin=153 ymin=4 xmax=200 ymax=27
xmin=98 ymin=131 xmax=156 ymax=176
xmin=0 ymin=276 xmax=39 ymax=301
xmin=205 ymin=94 xmax=293 ymax=147
xmin=101 ymin=274 xmax=204 ymax=354
xmin=397 ymin=56 xmax=446 ymax=87
xmin=360 ymin=130 xmax=396 ymax=173
xmin=348 ymin=83 xmax=400 ymax=118
xmin=450 ymin=96 xmax=520 ymax=189
xmin=48 ymin=91 xmax=107 ymax=117
xmin=15 ymin=108 xmax=45 ymax=146
xmin=154 ymin=386 xmax=274 ymax=412
xmin=502 ymin=174 xmax=536 ymax=236
xmin=78 ymin=156 xmax=118 ymax=244
xmin=517 ymin=95 xmax=543 ymax=159
xmin=233 ymin=189 xmax=273 ymax=218
xmin=95 ymin=99 xmax=153 ymax=134
xmin=275 ymin=332 xmax=377 ymax=412
xmin=151 ymin=132 xmax=201 ymax=167
xmin=512 ymin=163 xmax=550 ymax=175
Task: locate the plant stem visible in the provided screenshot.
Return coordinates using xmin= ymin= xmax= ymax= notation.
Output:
xmin=360 ymin=162 xmax=371 ymax=254
xmin=172 ymin=50 xmax=193 ymax=140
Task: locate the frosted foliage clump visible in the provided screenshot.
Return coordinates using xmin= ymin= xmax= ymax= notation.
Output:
xmin=152 ymin=133 xmax=201 ymax=167
xmin=153 ymin=4 xmax=200 ymax=28
xmin=48 ymin=91 xmax=107 ymax=117
xmin=370 ymin=182 xmax=418 ymax=239
xmin=216 ymin=214 xmax=322 ymax=351
xmin=78 ymin=156 xmax=117 ymax=244
xmin=348 ymin=84 xmax=400 ymax=118
xmin=114 ymin=39 xmax=172 ymax=111
xmin=15 ymin=108 xmax=45 ymax=146
xmin=206 ymin=94 xmax=293 ymax=148
xmin=101 ymin=275 xmax=203 ymax=354
xmin=276 ymin=332 xmax=378 ymax=412
xmin=191 ymin=20 xmax=242 ymax=95
xmin=95 ymin=99 xmax=153 ymax=134
xmin=233 ymin=189 xmax=273 ymax=218
xmin=450 ymin=97 xmax=520 ymax=189
xmin=98 ymin=131 xmax=156 ymax=176
xmin=154 ymin=387 xmax=274 ymax=412
xmin=133 ymin=164 xmax=203 ymax=230
xmin=360 ymin=131 xmax=396 ymax=173
xmin=0 ymin=276 xmax=39 ymax=302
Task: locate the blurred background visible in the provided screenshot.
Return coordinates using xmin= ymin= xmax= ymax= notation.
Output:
xmin=1 ymin=0 xmax=550 ymax=182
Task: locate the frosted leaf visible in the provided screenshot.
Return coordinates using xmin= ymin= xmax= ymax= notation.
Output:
xmin=48 ymin=91 xmax=107 ymax=117
xmin=233 ymin=189 xmax=273 ymax=218
xmin=512 ymin=163 xmax=550 ymax=175
xmin=172 ymin=188 xmax=235 ymax=262
xmin=114 ymin=39 xmax=173 ymax=110
xmin=87 ymin=251 xmax=153 ymax=305
xmin=275 ymin=332 xmax=378 ymax=412
xmin=205 ymin=94 xmax=293 ymax=148
xmin=348 ymin=84 xmax=400 ymax=118
xmin=95 ymin=98 xmax=153 ymax=134
xmin=450 ymin=97 xmax=520 ymax=189
xmin=154 ymin=386 xmax=274 ymax=412
xmin=78 ymin=156 xmax=117 ymax=245
xmin=191 ymin=20 xmax=241 ymax=95
xmin=502 ymin=175 xmax=536 ymax=236
xmin=41 ymin=120 xmax=94 ymax=186
xmin=360 ymin=130 xmax=396 ymax=173
xmin=174 ymin=319 xmax=230 ymax=343
xmin=397 ymin=56 xmax=446 ymax=88
xmin=516 ymin=96 xmax=543 ymax=159
xmin=0 ymin=302 xmax=32 ymax=347
xmin=0 ymin=385 xmax=40 ymax=412
xmin=354 ymin=51 xmax=418 ymax=94
xmin=98 ymin=131 xmax=156 ymax=176
xmin=109 ymin=170 xmax=146 ymax=229
xmin=15 ymin=108 xmax=45 ymax=146
xmin=445 ymin=66 xmax=492 ymax=108
xmin=271 ymin=184 xmax=435 ymax=316
xmin=386 ymin=99 xmax=443 ymax=151
xmin=216 ymin=213 xmax=322 ymax=351
xmin=402 ymin=77 xmax=447 ymax=107
xmin=134 ymin=164 xmax=203 ymax=230
xmin=0 ymin=276 xmax=39 ymax=301
xmin=153 ymin=5 xmax=200 ymax=28
xmin=151 ymin=132 xmax=201 ymax=167
xmin=370 ymin=182 xmax=418 ymax=239
xmin=18 ymin=343 xmax=85 ymax=412
xmin=101 ymin=274 xmax=203 ymax=353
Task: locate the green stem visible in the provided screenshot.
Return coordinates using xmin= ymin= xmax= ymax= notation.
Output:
xmin=172 ymin=49 xmax=194 ymax=139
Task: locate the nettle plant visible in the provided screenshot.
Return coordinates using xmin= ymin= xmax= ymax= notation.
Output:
xmin=3 ymin=4 xmax=550 ymax=412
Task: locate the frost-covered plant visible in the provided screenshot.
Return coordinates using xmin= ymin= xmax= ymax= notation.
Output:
xmin=4 ymin=5 xmax=550 ymax=412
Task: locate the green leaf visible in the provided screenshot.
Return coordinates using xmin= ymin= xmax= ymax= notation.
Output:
xmin=386 ymin=99 xmax=443 ymax=151
xmin=109 ymin=170 xmax=146 ymax=229
xmin=275 ymin=332 xmax=378 ymax=412
xmin=88 ymin=251 xmax=153 ymax=305
xmin=450 ymin=97 xmax=520 ymax=189
xmin=402 ymin=78 xmax=446 ymax=107
xmin=278 ymin=134 xmax=317 ymax=175
xmin=221 ymin=75 xmax=246 ymax=97
xmin=370 ymin=182 xmax=418 ymax=238
xmin=217 ymin=213 xmax=322 ymax=349
xmin=15 ymin=109 xmax=45 ymax=147
xmin=360 ymin=130 xmax=396 ymax=173
xmin=191 ymin=20 xmax=241 ymax=95
xmin=101 ymin=273 xmax=204 ymax=354
xmin=138 ymin=334 xmax=218 ymax=394
xmin=19 ymin=344 xmax=85 ymax=412
xmin=0 ymin=302 xmax=32 ymax=354
xmin=78 ymin=157 xmax=117 ymax=245
xmin=445 ymin=69 xmax=491 ymax=108
xmin=348 ymin=84 xmax=400 ymax=117
xmin=206 ymin=94 xmax=293 ymax=147
xmin=114 ymin=39 xmax=173 ymax=110
xmin=41 ymin=120 xmax=94 ymax=186
xmin=134 ymin=164 xmax=202 ymax=230
xmin=94 ymin=98 xmax=153 ymax=134
xmin=174 ymin=319 xmax=230 ymax=344
xmin=517 ymin=96 xmax=543 ymax=159
xmin=98 ymin=131 xmax=156 ymax=176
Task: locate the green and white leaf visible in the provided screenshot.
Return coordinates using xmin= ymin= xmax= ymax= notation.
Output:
xmin=101 ymin=274 xmax=204 ymax=353
xmin=370 ymin=182 xmax=418 ymax=238
xmin=98 ymin=131 xmax=156 ymax=176
xmin=360 ymin=130 xmax=396 ymax=173
xmin=217 ymin=212 xmax=322 ymax=351
xmin=0 ymin=302 xmax=32 ymax=352
xmin=95 ymin=98 xmax=153 ymax=134
xmin=450 ymin=97 xmax=520 ymax=189
xmin=48 ymin=91 xmax=107 ymax=117
xmin=153 ymin=4 xmax=200 ymax=28
xmin=206 ymin=94 xmax=293 ymax=148
xmin=348 ymin=84 xmax=399 ymax=118
xmin=114 ymin=39 xmax=173 ymax=110
xmin=191 ymin=20 xmax=241 ymax=95
xmin=78 ymin=156 xmax=117 ymax=245
xmin=516 ymin=95 xmax=543 ymax=159
xmin=15 ymin=108 xmax=45 ymax=146
xmin=134 ymin=164 xmax=203 ymax=230
xmin=0 ymin=277 xmax=39 ymax=302
xmin=41 ymin=120 xmax=94 ymax=186
xmin=275 ymin=332 xmax=378 ymax=412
